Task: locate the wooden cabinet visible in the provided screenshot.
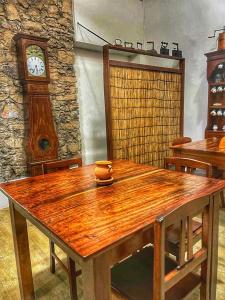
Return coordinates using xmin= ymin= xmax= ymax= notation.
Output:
xmin=205 ymin=50 xmax=225 ymax=138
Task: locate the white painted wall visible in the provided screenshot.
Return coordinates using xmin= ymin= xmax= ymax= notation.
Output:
xmin=74 ymin=0 xmax=145 ymax=45
xmin=144 ymin=0 xmax=225 ymax=140
xmin=75 ymin=49 xmax=107 ymax=163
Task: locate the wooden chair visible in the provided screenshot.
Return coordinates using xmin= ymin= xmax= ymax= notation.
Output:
xmin=164 ymin=157 xmax=212 ymax=260
xmin=164 ymin=157 xmax=213 ymax=177
xmin=171 ymin=137 xmax=192 ymax=172
xmin=172 ymin=136 xmax=192 ymax=146
xmin=43 ymin=157 xmax=82 ymax=174
xmin=111 ymin=196 xmax=213 ymax=300
xmin=43 ymin=156 xmax=82 ymax=300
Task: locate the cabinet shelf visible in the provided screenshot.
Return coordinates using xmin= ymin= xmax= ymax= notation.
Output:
xmin=209 ymin=82 xmax=225 ymax=86
xmin=209 ymin=106 xmax=225 ymax=109
xmin=206 ymin=130 xmax=225 ymax=133
xmin=209 ymin=91 xmax=225 ymax=94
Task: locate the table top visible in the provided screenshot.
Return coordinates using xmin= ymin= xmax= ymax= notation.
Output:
xmin=0 ymin=159 xmax=156 ymax=210
xmin=1 ymin=159 xmax=225 ymax=259
xmin=171 ymin=137 xmax=225 ymax=154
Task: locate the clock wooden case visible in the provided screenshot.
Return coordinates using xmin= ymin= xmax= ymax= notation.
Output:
xmin=14 ymin=33 xmax=58 ymax=176
xmin=205 ymin=49 xmax=225 ymax=138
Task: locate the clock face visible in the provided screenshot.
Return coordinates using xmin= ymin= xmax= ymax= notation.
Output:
xmin=26 ymin=45 xmax=46 ymax=77
xmin=27 ymin=56 xmax=45 ymax=76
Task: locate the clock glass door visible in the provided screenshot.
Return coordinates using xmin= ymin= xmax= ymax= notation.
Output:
xmin=26 ymin=45 xmax=46 ymax=77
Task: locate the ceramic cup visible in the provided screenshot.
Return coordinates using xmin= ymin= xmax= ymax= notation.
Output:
xmin=95 ymin=161 xmax=113 ymax=180
xmin=211 ymin=87 xmax=217 ymax=93
xmin=217 ymin=86 xmax=223 ymax=92
xmin=210 ymin=110 xmax=217 ymax=116
xmin=222 ymin=125 xmax=225 ymax=131
xmin=217 ymin=109 xmax=223 ymax=116
xmin=212 ymin=124 xmax=218 ymax=131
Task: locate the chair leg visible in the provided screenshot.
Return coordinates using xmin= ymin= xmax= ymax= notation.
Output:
xmin=50 ymin=240 xmax=56 ymax=274
xmin=200 ymin=259 xmax=210 ymax=300
xmin=67 ymin=256 xmax=78 ymax=300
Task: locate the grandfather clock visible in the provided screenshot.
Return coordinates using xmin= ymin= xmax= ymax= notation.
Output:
xmin=14 ymin=33 xmax=58 ymax=176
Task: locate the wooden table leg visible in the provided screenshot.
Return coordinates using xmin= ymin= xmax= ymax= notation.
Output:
xmin=67 ymin=257 xmax=78 ymax=300
xmin=9 ymin=201 xmax=35 ymax=300
xmin=210 ymin=193 xmax=220 ymax=299
xmin=82 ymin=252 xmax=111 ymax=300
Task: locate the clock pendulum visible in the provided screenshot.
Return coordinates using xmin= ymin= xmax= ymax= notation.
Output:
xmin=13 ymin=33 xmax=59 ymax=176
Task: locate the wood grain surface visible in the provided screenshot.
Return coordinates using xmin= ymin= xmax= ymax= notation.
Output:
xmin=2 ymin=160 xmax=225 ymax=259
xmin=171 ymin=138 xmax=224 ymax=154
xmin=1 ymin=159 xmax=156 ymax=210
xmin=171 ymin=138 xmax=225 ymax=171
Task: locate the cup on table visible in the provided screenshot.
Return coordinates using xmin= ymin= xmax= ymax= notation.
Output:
xmin=95 ymin=161 xmax=113 ymax=181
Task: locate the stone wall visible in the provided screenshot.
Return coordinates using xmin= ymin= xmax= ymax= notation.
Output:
xmin=0 ymin=0 xmax=81 ymax=182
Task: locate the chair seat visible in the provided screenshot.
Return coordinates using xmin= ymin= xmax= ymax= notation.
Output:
xmin=111 ymin=246 xmax=201 ymax=300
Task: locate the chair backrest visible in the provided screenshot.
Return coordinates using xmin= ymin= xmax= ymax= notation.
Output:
xmin=153 ymin=196 xmax=213 ymax=300
xmin=43 ymin=156 xmax=82 ymax=174
xmin=172 ymin=136 xmax=192 ymax=146
xmin=164 ymin=157 xmax=213 ymax=178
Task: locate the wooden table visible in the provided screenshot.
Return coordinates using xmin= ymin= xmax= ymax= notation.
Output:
xmin=171 ymin=137 xmax=225 ymax=174
xmin=1 ymin=159 xmax=225 ymax=300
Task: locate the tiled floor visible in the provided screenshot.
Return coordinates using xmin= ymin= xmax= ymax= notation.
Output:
xmin=0 ymin=208 xmax=225 ymax=300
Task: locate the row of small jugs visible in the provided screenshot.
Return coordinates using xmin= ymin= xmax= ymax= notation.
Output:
xmin=211 ymin=86 xmax=225 ymax=93
xmin=210 ymin=109 xmax=225 ymax=116
xmin=212 ymin=124 xmax=225 ymax=131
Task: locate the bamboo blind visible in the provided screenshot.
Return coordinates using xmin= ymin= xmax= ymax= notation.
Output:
xmin=109 ymin=66 xmax=182 ymax=167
